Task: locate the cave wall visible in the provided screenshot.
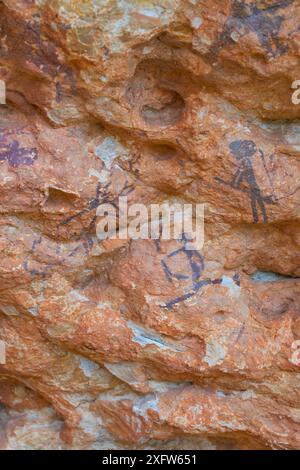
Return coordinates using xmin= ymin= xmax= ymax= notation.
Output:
xmin=0 ymin=0 xmax=300 ymax=450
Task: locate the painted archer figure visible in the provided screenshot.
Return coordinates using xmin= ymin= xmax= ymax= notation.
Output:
xmin=156 ymin=234 xmax=222 ymax=310
xmin=215 ymin=139 xmax=276 ymax=224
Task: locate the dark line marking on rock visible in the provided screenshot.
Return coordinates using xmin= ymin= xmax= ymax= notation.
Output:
xmin=215 ymin=140 xmax=277 ymax=223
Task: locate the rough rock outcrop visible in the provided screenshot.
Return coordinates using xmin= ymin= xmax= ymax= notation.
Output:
xmin=0 ymin=0 xmax=300 ymax=450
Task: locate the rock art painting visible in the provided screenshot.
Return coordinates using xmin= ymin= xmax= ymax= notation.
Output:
xmin=0 ymin=0 xmax=300 ymax=452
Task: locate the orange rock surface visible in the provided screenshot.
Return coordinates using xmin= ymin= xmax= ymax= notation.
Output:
xmin=0 ymin=0 xmax=300 ymax=449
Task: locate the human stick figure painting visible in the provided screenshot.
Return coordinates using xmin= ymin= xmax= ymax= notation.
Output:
xmin=215 ymin=140 xmax=277 ymax=223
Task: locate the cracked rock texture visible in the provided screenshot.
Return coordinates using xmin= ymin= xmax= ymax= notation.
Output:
xmin=0 ymin=0 xmax=300 ymax=450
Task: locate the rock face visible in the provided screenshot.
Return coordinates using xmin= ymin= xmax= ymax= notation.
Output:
xmin=0 ymin=0 xmax=300 ymax=450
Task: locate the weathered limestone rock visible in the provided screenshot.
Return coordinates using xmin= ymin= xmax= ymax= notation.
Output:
xmin=0 ymin=0 xmax=300 ymax=449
